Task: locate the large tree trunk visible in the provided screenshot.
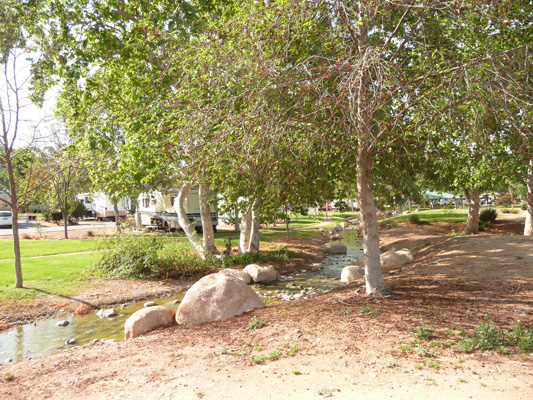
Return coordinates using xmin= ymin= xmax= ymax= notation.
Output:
xmin=464 ymin=188 xmax=480 ymax=234
xmin=177 ymin=182 xmax=208 ymax=259
xmin=524 ymin=159 xmax=533 ymax=236
xmin=357 ymin=151 xmax=389 ymax=296
xmin=238 ymin=203 xmax=252 ymax=254
xmin=248 ymin=199 xmax=260 ymax=252
xmin=199 ymin=182 xmax=220 ymax=256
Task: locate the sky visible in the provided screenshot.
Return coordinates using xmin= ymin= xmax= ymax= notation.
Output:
xmin=0 ymin=48 xmax=59 ymax=150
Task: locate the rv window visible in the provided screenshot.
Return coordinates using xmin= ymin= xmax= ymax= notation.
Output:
xmin=142 ymin=198 xmax=150 ymax=208
xmin=170 ymin=196 xmax=177 ymax=206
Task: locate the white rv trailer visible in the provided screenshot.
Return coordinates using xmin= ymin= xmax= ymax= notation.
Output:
xmin=138 ymin=186 xmax=218 ymax=233
xmin=76 ymin=193 xmax=131 ymax=220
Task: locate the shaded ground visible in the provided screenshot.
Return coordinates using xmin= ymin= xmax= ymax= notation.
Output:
xmin=1 ymin=214 xmax=532 ymax=399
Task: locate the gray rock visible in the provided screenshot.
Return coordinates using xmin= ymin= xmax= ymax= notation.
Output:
xmin=124 ymin=306 xmax=176 ymax=339
xmin=56 ymin=320 xmax=70 ymax=327
xmin=144 ymin=301 xmax=157 ymax=308
xmin=65 ymin=338 xmax=76 ymax=345
xmin=219 ymin=268 xmax=252 ymax=284
xmin=334 ymin=224 xmax=343 ymax=232
xmin=243 ymin=264 xmax=280 ymax=283
xmin=176 ymin=273 xmax=265 ymax=325
xmin=96 ymin=308 xmax=117 ymax=318
xmin=324 ymin=241 xmax=348 ymax=254
xmin=341 ymin=266 xmax=365 ymax=283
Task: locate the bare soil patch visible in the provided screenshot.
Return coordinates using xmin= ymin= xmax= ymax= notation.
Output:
xmin=1 ymin=217 xmax=532 ymax=399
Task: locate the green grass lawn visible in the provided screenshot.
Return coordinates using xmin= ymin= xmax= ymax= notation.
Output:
xmin=382 ymin=209 xmax=468 ymax=224
xmin=0 ymin=253 xmax=101 ymax=300
xmin=0 ymin=239 xmax=97 ymax=259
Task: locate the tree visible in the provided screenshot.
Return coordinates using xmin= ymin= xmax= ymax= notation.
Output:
xmin=196 ymin=0 xmax=531 ymax=295
xmin=1 ymin=0 xmax=55 ymax=288
xmin=43 ymin=137 xmax=90 ymax=239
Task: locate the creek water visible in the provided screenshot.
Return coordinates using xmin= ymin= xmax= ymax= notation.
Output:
xmin=0 ymin=230 xmax=362 ymax=365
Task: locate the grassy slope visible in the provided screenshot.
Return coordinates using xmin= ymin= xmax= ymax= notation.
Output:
xmin=382 ymin=209 xmax=468 ymax=224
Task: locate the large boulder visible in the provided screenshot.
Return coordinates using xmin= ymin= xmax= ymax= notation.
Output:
xmin=124 ymin=306 xmax=176 ymax=340
xmin=324 ymin=241 xmax=347 ymax=254
xmin=341 ymin=266 xmax=364 ymax=283
xmin=219 ymin=268 xmax=252 ymax=284
xmin=395 ymin=248 xmax=414 ymax=264
xmin=333 ymin=224 xmax=344 ymax=232
xmin=243 ymin=264 xmax=280 ymax=283
xmin=350 ymin=248 xmax=413 ymax=273
xmin=176 ymin=273 xmax=266 ymax=324
xmin=380 ymin=249 xmax=406 ymax=273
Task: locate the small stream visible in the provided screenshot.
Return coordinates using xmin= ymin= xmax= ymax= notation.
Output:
xmin=0 ymin=230 xmax=362 ymax=365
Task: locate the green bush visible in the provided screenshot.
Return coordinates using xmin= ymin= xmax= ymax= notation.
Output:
xmin=408 ymin=214 xmax=429 ymax=225
xmin=500 ymin=209 xmax=519 ymax=214
xmin=478 ymin=220 xmax=488 ymax=232
xmin=521 ymin=203 xmax=528 ymax=210
xmin=70 ymin=201 xmax=87 ymax=219
xmin=95 ymin=233 xmax=164 ymax=278
xmin=479 ymin=208 xmax=497 ymax=223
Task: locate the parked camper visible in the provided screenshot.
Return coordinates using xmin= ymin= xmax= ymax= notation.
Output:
xmin=76 ymin=193 xmax=131 ymax=221
xmin=138 ymin=187 xmax=218 ymax=233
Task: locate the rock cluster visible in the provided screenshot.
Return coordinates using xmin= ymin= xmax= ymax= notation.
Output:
xmin=340 ymin=247 xmax=414 ymax=283
xmin=123 ymin=264 xmax=280 ymax=338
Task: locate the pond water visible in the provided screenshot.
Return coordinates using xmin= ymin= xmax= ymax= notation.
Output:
xmin=0 ymin=230 xmax=362 ymax=365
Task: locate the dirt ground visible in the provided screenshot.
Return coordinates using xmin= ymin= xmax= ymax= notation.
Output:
xmin=1 ymin=214 xmax=532 ymax=399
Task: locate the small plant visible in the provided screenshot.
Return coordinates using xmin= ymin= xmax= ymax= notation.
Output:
xmin=195 ymin=391 xmax=205 ymax=398
xmin=87 ymin=230 xmax=94 ymax=237
xmin=254 ymin=343 xmax=263 ymax=351
xmin=479 ymin=208 xmax=497 ymax=223
xmin=521 ymin=203 xmax=527 ymax=210
xmin=319 ymin=388 xmax=332 ymax=395
xmin=415 ymin=364 xmax=423 ymax=370
xmin=268 ymin=350 xmax=282 ymax=361
xmin=224 ymin=236 xmax=232 ymax=255
xmin=3 ymin=372 xmax=14 ymax=381
xmin=412 ymin=318 xmax=435 ymax=340
xmin=426 ymin=377 xmax=438 ymax=386
xmin=446 ymin=229 xmax=466 ymax=236
xmin=425 ymin=360 xmax=441 ymax=369
xmin=251 ymin=355 xmax=265 ymax=364
xmin=458 ymin=378 xmax=467 ymax=383
xmin=398 ymin=344 xmax=414 ymax=353
xmin=34 ymin=222 xmax=43 ymax=238
xmin=220 ymin=343 xmax=228 ymax=354
xmin=246 ymin=316 xmax=265 ymax=330
xmin=362 ymin=305 xmax=380 ymax=317
xmin=501 ymin=208 xmax=519 ymax=214
xmin=336 ymin=309 xmax=351 ymax=315
xmin=292 ymin=370 xmax=301 ymax=375
xmin=286 ymin=345 xmax=299 ymax=357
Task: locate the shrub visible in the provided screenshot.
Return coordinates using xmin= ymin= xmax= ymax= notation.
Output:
xmin=500 ymin=209 xmax=519 ymax=214
xmin=408 ymin=214 xmax=429 ymax=225
xmin=521 ymin=203 xmax=528 ymax=210
xmin=496 ymin=193 xmax=512 ymax=207
xmin=95 ymin=233 xmax=164 ymax=279
xmin=51 ymin=211 xmax=63 ymax=223
xmin=478 ymin=220 xmax=488 ymax=232
xmin=70 ymin=201 xmax=87 ymax=219
xmin=479 ymin=208 xmax=497 ymax=223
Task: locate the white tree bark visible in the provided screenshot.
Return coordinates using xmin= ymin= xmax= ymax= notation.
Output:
xmin=248 ymin=199 xmax=260 ymax=252
xmin=238 ymin=203 xmax=253 ymax=254
xmin=524 ymin=159 xmax=533 ymax=236
xmin=464 ymin=188 xmax=480 ymax=234
xmin=199 ymin=182 xmax=220 ymax=255
xmin=177 ymin=182 xmax=208 ymax=260
xmin=357 ymin=152 xmax=389 ymax=296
